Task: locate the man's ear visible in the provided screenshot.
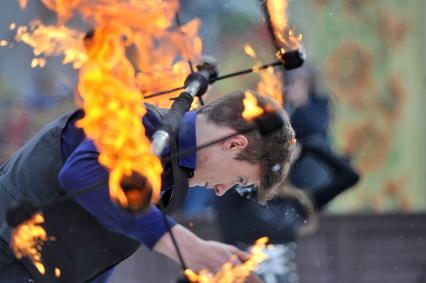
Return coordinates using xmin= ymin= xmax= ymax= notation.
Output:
xmin=222 ymin=135 xmax=248 ymax=151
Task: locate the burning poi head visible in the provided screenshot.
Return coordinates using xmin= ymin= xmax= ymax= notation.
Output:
xmin=7 ymin=0 xmax=203 ymax=274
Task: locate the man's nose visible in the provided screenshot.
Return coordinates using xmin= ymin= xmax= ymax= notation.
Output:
xmin=214 ymin=183 xmax=234 ymax=196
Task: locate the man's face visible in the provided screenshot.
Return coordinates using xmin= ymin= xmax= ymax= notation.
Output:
xmin=190 ymin=134 xmax=260 ymax=197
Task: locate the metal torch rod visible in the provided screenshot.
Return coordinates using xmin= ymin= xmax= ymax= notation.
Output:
xmin=151 ymin=68 xmax=212 ymax=156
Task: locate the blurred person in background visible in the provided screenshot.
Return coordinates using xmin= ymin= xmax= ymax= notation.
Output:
xmin=215 ymin=62 xmax=360 ymax=283
xmin=285 ymin=62 xmax=360 ymax=209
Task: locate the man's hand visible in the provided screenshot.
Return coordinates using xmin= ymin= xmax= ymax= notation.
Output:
xmin=244 ymin=273 xmax=264 ymax=283
xmin=153 ymin=224 xmax=249 ymax=272
xmin=189 ymin=240 xmax=249 ymax=272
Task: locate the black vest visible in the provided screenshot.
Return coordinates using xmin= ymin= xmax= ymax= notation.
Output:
xmin=0 ymin=109 xmax=155 ymax=282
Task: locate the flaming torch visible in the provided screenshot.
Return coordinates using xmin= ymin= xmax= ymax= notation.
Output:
xmin=183 ymin=237 xmax=270 ymax=283
xmin=6 ymin=201 xmax=50 ymax=275
xmin=7 ymin=0 xmax=203 ymax=273
xmin=260 ymin=0 xmax=305 ymax=105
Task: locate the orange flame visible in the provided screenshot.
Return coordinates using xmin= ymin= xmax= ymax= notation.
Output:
xmin=41 ymin=0 xmax=82 ymax=24
xmin=76 ymin=21 xmax=166 ymax=208
xmin=184 ymin=237 xmax=269 ymax=283
xmin=13 ymin=0 xmax=202 ymax=268
xmin=11 ymin=213 xmax=53 ymax=274
xmin=15 ymin=21 xmax=88 ymax=69
xmin=257 ymin=66 xmax=283 ymax=105
xmin=266 ymin=0 xmax=302 ymax=52
xmin=242 ymin=91 xmax=264 ymax=121
xmin=242 ymin=43 xmax=283 ymax=105
xmin=243 ymin=44 xmax=256 ymax=58
xmin=136 ymin=18 xmax=202 ymax=107
xmin=14 ymin=0 xmax=204 ymax=209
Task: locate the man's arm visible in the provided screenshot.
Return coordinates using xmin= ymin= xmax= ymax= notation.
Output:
xmin=154 ymin=224 xmax=249 ymax=272
xmin=59 ymin=138 xmax=177 ymax=249
xmin=59 ymin=138 xmax=254 ymax=275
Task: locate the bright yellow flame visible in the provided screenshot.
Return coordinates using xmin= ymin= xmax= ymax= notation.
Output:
xmin=77 ymin=23 xmax=163 ymax=206
xmin=15 ymin=0 xmax=203 ymax=208
xmin=266 ymin=0 xmax=302 ymax=50
xmin=254 ymin=0 xmax=302 ymax=106
xmin=10 ymin=22 xmax=17 ymax=30
xmin=184 ymin=237 xmax=270 ymax=283
xmin=243 ymin=44 xmax=256 ymax=58
xmin=257 ymin=66 xmax=283 ymax=105
xmin=11 ymin=213 xmax=50 ymax=275
xmin=14 ymin=0 xmax=204 ymax=266
xmin=242 ymin=91 xmax=264 ymax=121
xmin=15 ymin=21 xmax=88 ymax=69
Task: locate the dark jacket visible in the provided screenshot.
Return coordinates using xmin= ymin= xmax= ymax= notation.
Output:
xmin=0 ymin=105 xmax=170 ymax=282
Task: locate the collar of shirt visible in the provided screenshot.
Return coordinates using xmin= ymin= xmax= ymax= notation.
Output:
xmin=178 ymin=111 xmax=197 ymax=173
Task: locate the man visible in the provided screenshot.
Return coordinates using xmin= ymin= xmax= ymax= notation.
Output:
xmin=0 ymin=90 xmax=295 ymax=282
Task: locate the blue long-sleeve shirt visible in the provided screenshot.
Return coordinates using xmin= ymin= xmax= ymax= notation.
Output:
xmin=58 ymin=107 xmax=197 ymax=250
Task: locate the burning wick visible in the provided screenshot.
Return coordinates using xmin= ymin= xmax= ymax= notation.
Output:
xmin=183 ymin=237 xmax=270 ymax=283
xmin=119 ymin=171 xmax=153 ymax=214
xmin=242 ymin=91 xmax=264 ymax=121
xmin=6 ymin=201 xmax=55 ymax=275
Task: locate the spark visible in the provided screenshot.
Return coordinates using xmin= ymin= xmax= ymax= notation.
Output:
xmin=243 ymin=44 xmax=256 ymax=58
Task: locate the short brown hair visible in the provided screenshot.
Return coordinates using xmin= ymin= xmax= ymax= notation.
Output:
xmin=197 ymin=90 xmax=295 ymax=204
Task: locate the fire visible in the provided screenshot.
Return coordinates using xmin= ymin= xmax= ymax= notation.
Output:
xmin=137 ymin=60 xmax=191 ymax=108
xmin=14 ymin=0 xmax=203 ymax=208
xmin=242 ymin=91 xmax=264 ymax=121
xmin=76 ymin=23 xmax=163 ymax=208
xmin=244 ymin=44 xmax=256 ymax=58
xmin=184 ymin=237 xmax=269 ymax=283
xmin=259 ymin=0 xmax=303 ymax=106
xmin=10 ymin=213 xmax=51 ymax=275
xmin=242 ymin=43 xmax=283 ymax=105
xmin=12 ymin=0 xmax=203 ymax=268
xmin=257 ymin=66 xmax=283 ymax=105
xmin=266 ymin=0 xmax=303 ymax=52
xmin=15 ymin=22 xmax=88 ymax=69
xmin=137 ymin=18 xmax=202 ymax=108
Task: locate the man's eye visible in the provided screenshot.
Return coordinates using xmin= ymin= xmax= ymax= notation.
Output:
xmin=239 ymin=176 xmax=248 ymax=186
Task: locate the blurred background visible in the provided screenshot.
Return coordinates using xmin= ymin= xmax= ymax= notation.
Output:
xmin=1 ymin=0 xmax=425 ymax=282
